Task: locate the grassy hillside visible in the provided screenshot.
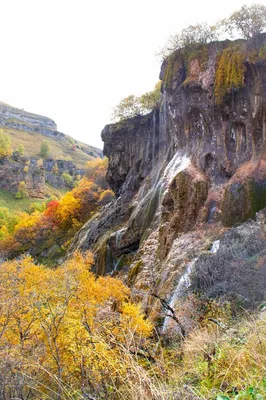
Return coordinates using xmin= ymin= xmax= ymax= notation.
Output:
xmin=5 ymin=127 xmax=102 ymax=169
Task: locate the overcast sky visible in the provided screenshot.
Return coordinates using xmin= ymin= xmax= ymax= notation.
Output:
xmin=0 ymin=0 xmax=261 ymax=148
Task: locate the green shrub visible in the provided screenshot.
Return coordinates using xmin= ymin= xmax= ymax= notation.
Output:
xmin=62 ymin=172 xmax=73 ymax=187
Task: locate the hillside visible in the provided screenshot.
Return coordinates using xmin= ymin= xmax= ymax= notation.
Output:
xmin=0 ymin=101 xmax=102 ymax=167
xmin=0 ymin=101 xmax=102 ymax=212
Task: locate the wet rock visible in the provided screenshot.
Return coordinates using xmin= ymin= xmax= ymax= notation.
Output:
xmin=159 ymin=165 xmax=209 ymax=258
xmin=222 ymin=160 xmax=266 ymax=226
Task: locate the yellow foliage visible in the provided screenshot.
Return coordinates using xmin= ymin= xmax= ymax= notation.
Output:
xmin=55 ymin=191 xmax=80 ymax=223
xmin=0 ymin=129 xmax=12 ymax=158
xmin=0 ymin=252 xmax=152 ymax=396
xmin=215 ymin=46 xmax=246 ymax=104
xmin=14 ymin=211 xmax=41 ymax=232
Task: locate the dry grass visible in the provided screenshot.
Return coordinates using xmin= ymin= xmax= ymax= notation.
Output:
xmin=5 ymin=127 xmax=101 ymax=169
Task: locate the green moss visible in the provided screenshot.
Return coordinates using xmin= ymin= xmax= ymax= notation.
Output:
xmin=215 ymin=46 xmax=246 ymax=104
xmin=165 ymin=44 xmax=209 ymax=88
xmin=127 ymin=260 xmax=143 ymax=286
xmin=249 ymin=180 xmax=266 ymax=216
xmin=164 ymin=55 xmax=176 ymax=87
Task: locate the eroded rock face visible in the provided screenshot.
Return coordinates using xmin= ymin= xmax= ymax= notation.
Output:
xmin=159 ymin=166 xmax=209 ymax=259
xmin=0 ymin=102 xmax=58 ymax=137
xmin=0 ymin=157 xmax=45 ymax=198
xmin=221 ymin=160 xmax=266 ymax=226
xmin=71 ymin=35 xmax=266 ymax=317
xmin=101 ymin=112 xmax=160 ymax=196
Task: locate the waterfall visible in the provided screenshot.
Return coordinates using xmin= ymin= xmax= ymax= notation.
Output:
xmin=130 ymin=152 xmax=190 ymax=232
xmin=115 ymin=228 xmax=126 ymax=249
xmin=159 ymin=92 xmax=167 ymax=158
xmin=111 ymin=255 xmax=123 ymax=276
xmin=106 ymin=244 xmax=116 ymax=272
xmin=152 ymin=111 xmax=156 ymax=168
xmin=207 ymin=200 xmax=217 ymax=224
xmin=210 ymin=240 xmax=220 ymax=253
xmin=162 ymin=258 xmax=198 ymax=334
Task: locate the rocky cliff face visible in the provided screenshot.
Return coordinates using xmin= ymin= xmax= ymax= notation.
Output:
xmin=0 ymin=154 xmax=86 ymax=199
xmin=0 ymin=102 xmax=60 ymax=137
xmin=71 ymin=34 xmax=266 ymax=335
xmin=0 ymin=156 xmax=46 ymax=198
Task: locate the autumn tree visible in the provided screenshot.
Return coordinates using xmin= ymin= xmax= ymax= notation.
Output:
xmin=17 ymin=143 xmax=25 ymax=156
xmin=0 ymin=130 xmax=12 ymax=158
xmin=0 ymin=157 xmax=112 ymax=263
xmin=15 ymin=181 xmax=28 ymax=199
xmin=0 ymin=252 xmax=152 ymax=398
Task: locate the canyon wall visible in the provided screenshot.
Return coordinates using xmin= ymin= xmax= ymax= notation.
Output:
xmin=70 ymin=34 xmax=266 ymax=335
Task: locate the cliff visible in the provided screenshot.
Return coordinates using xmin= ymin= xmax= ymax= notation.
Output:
xmin=70 ymin=34 xmax=266 ymax=335
xmin=0 ymin=155 xmax=86 ymax=199
xmin=0 ymin=101 xmax=59 ymax=137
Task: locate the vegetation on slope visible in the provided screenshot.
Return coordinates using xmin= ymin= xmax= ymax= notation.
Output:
xmin=1 ymin=257 xmax=266 ymax=400
xmin=5 ymin=126 xmax=101 ymax=169
xmin=0 ymin=251 xmax=152 ymax=399
xmin=0 ymin=158 xmax=114 ymax=265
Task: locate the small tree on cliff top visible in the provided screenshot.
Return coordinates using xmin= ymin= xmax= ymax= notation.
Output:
xmin=157 ymin=4 xmax=266 ymax=60
xmin=223 ymin=4 xmax=266 ymax=39
xmin=112 ymin=82 xmax=161 ymax=122
xmin=157 ymin=23 xmax=218 ymax=60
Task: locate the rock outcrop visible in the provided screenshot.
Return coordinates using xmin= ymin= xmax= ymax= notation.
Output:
xmin=0 ymin=156 xmax=45 ymax=198
xmin=0 ymin=102 xmax=59 ymax=137
xmin=70 ymin=34 xmax=266 ymax=333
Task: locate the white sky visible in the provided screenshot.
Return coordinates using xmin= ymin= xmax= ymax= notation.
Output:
xmin=0 ymin=0 xmax=262 ymax=149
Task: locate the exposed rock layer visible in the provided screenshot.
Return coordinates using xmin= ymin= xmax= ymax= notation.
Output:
xmin=71 ymin=35 xmax=266 ymax=329
xmin=0 ymin=102 xmax=59 ymax=137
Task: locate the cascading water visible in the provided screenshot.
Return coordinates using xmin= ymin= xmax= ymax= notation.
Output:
xmin=152 ymin=111 xmax=156 ymax=168
xmin=158 ymin=91 xmax=167 ymax=159
xmin=130 ymin=152 xmax=190 ymax=233
xmin=115 ymin=228 xmax=126 ymax=249
xmin=111 ymin=255 xmax=123 ymax=276
xmin=162 ymin=258 xmax=198 ymax=333
xmin=210 ymin=240 xmax=220 ymax=253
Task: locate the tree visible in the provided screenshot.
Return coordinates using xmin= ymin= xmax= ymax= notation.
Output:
xmin=223 ymin=4 xmax=266 ymax=39
xmin=157 ymin=23 xmax=218 ymax=60
xmin=62 ymin=172 xmax=74 ymax=187
xmin=0 ymin=130 xmax=12 ymax=158
xmin=17 ymin=143 xmax=25 ymax=156
xmin=15 ymin=181 xmax=28 ymax=199
xmin=98 ymin=189 xmax=115 ymax=205
xmin=139 ymin=81 xmax=161 ymax=114
xmin=112 ymin=95 xmax=141 ymax=121
xmin=0 ymin=252 xmax=152 ymax=397
xmin=112 ymin=83 xmax=161 ymax=122
xmin=180 ymin=23 xmax=218 ymax=46
xmin=40 ymin=140 xmax=50 ymax=158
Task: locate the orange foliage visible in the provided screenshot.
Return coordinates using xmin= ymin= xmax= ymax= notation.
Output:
xmin=0 ymin=157 xmax=114 ymax=264
xmin=0 ymin=252 xmax=152 ymax=397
